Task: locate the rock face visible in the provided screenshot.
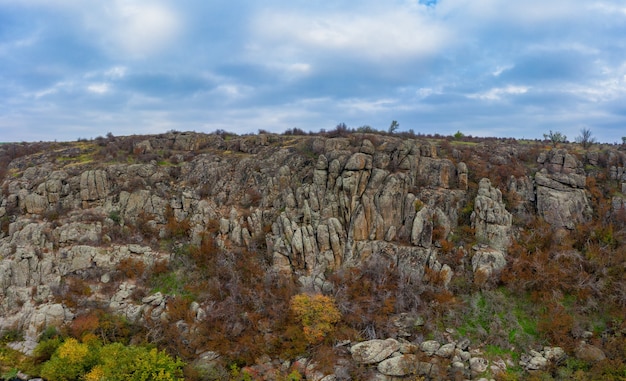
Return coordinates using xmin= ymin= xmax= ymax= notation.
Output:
xmin=0 ymin=134 xmax=471 ymax=340
xmin=535 ymin=149 xmax=592 ymax=229
xmin=471 ymin=178 xmax=512 ymax=251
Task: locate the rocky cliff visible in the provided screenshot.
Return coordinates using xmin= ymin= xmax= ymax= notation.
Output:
xmin=1 ymin=131 xmax=625 ymax=380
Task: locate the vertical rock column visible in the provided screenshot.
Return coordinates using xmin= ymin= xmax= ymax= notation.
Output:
xmin=470 ymin=178 xmax=512 ymax=282
xmin=471 ymin=178 xmax=512 ymax=251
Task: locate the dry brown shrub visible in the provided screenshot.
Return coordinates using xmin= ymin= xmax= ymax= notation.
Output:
xmin=205 ymin=219 xmax=220 ymax=234
xmin=164 ymin=207 xmax=191 ymax=239
xmin=537 ymin=303 xmax=575 ymax=351
xmin=151 ymin=259 xmax=169 ymax=277
xmin=133 ymin=211 xmax=155 ymax=240
xmin=439 ymin=239 xmax=455 ymax=254
xmin=167 ymin=295 xmax=193 ymax=323
xmin=69 ymin=312 xmax=100 ymax=339
xmin=116 ymin=257 xmax=146 ymax=280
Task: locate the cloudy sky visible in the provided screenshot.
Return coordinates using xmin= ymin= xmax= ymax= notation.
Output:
xmin=1 ymin=1 xmax=625 ymax=143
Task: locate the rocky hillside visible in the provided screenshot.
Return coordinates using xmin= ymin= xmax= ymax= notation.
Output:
xmin=0 ymin=131 xmax=625 ymax=380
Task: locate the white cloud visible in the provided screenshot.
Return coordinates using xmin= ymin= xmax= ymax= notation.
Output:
xmin=417 ymin=87 xmax=436 ymax=98
xmin=252 ymin=8 xmax=451 ymax=62
xmin=105 ymin=66 xmax=127 ymax=79
xmin=101 ymin=1 xmax=181 ymax=57
xmin=34 ymin=87 xmax=59 ymax=99
xmin=1 ymin=0 xmax=182 ymax=58
xmin=492 ymin=65 xmax=513 ymax=77
xmin=468 ymin=85 xmax=529 ymax=100
xmin=439 ymin=0 xmax=585 ymax=25
xmin=338 ymin=98 xmax=398 ymax=113
xmin=589 ymin=2 xmax=626 ymax=17
xmin=212 ymin=84 xmax=253 ymax=100
xmin=557 ymin=61 xmax=626 ymax=102
xmin=87 ymin=83 xmax=110 ymax=94
xmin=284 ymin=63 xmax=312 ymax=75
xmin=32 ymin=81 xmax=73 ymax=99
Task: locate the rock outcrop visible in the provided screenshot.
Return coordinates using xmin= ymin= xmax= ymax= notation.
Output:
xmin=0 ymin=134 xmax=471 ymax=340
xmin=0 ymin=131 xmax=623 ymax=380
xmin=536 ymin=149 xmax=592 ymax=229
xmin=471 ymin=178 xmax=512 ymax=251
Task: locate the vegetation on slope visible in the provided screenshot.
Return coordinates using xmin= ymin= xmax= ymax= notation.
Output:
xmin=1 ymin=128 xmax=625 ymax=380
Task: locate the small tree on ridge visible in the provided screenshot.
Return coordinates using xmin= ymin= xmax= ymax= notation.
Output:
xmin=575 ymin=128 xmax=596 ymax=149
xmin=543 ymin=130 xmax=567 ymax=147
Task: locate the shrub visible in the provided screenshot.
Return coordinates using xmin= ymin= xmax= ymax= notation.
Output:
xmin=33 ymin=337 xmax=63 ymax=364
xmin=40 ymin=338 xmax=185 ymax=381
xmin=166 ymin=295 xmax=193 ymax=323
xmin=69 ymin=313 xmax=100 ymax=340
xmin=283 ymin=127 xmax=307 ymax=136
xmin=164 ymin=207 xmax=191 ymax=239
xmin=40 ymin=338 xmax=97 ymax=381
xmin=537 ymin=303 xmax=575 ymax=351
xmin=108 ymin=210 xmax=121 ymax=225
xmin=290 ymin=294 xmax=341 ymax=345
xmin=326 ymin=123 xmax=351 ymax=138
xmin=1 ymin=327 xmax=23 ymax=343
xmin=116 ymin=257 xmax=147 ymax=280
xmin=95 ymin=343 xmax=185 ymax=381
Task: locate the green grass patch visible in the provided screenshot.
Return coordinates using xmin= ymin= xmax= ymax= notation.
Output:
xmin=149 ymin=271 xmax=195 ymax=300
xmin=513 ymin=306 xmax=537 ymax=337
xmin=452 ymin=289 xmax=541 ymax=353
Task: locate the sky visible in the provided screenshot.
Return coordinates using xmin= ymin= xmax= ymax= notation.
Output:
xmin=1 ymin=1 xmax=626 ymax=143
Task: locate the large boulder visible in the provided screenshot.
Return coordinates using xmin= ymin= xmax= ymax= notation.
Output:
xmin=350 ymin=339 xmax=400 ymax=364
xmin=419 ymin=340 xmax=441 ymax=356
xmin=377 ymin=354 xmax=435 ymax=377
xmin=535 ymin=171 xmax=592 ymax=229
xmin=535 ymin=149 xmax=592 ymax=229
xmin=23 ymin=193 xmax=48 ymax=214
xmin=471 ymin=246 xmax=507 ymax=280
xmin=575 ymin=342 xmax=606 ymax=363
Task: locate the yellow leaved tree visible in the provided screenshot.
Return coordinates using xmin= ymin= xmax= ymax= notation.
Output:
xmin=290 ymin=293 xmax=341 ymax=345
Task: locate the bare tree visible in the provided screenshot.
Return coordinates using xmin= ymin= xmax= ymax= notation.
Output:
xmin=575 ymin=128 xmax=596 ymax=149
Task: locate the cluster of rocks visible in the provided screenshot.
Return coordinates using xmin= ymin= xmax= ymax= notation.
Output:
xmin=519 ymin=346 xmax=566 ymax=371
xmin=519 ymin=340 xmax=607 ymax=373
xmin=347 ymin=337 xmax=504 ymax=380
